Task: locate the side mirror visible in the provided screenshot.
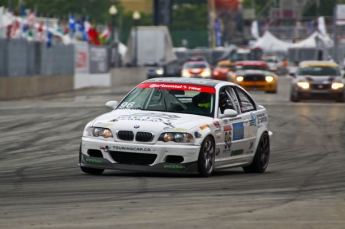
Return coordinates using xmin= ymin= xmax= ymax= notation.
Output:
xmin=219 ymin=109 xmax=238 ymax=118
xmin=106 ymin=101 xmax=118 ymax=109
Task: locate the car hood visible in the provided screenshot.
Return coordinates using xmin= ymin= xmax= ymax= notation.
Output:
xmin=91 ymin=109 xmax=212 ymax=133
xmin=297 ymin=75 xmax=343 ymax=83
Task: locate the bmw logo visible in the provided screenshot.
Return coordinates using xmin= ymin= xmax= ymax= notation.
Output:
xmin=134 ymin=125 xmax=140 ymax=129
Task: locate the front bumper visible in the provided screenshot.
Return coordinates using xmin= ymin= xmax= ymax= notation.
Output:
xmin=238 ymin=81 xmax=277 ymax=91
xmin=79 ymin=137 xmax=201 ymax=174
xmin=296 ymin=88 xmax=344 ymax=100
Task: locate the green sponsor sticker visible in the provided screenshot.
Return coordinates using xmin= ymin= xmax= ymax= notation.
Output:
xmin=164 ymin=165 xmax=186 ymax=169
xmin=86 ymin=158 xmax=103 ymax=163
xmin=231 ymin=149 xmax=244 ymax=156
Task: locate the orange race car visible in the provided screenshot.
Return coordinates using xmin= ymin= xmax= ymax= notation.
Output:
xmin=230 ymin=61 xmax=278 ymax=93
xmin=212 ymin=60 xmax=236 ymax=81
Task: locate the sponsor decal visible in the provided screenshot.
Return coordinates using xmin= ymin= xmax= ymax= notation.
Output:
xmin=138 ymin=83 xmax=216 ymax=93
xmin=216 ymin=148 xmax=221 ymax=156
xmin=213 ymin=121 xmax=220 ymax=128
xmin=249 ymin=113 xmax=257 ymax=126
xmin=194 ymin=131 xmax=202 ymax=138
xmin=100 ymin=146 xmax=109 ymax=152
xmin=229 ymin=117 xmax=242 ymax=122
xmin=246 ymin=150 xmax=254 ymax=154
xmin=199 ymin=124 xmax=210 ymax=130
xmin=224 ymin=125 xmax=232 ymax=131
xmin=164 ymin=165 xmax=186 ymax=169
xmin=109 ymin=119 xmax=118 ymax=122
xmin=231 ymin=149 xmax=244 ymax=156
xmin=164 ymin=127 xmax=188 ymax=132
xmin=223 ymin=130 xmax=232 ymax=152
xmin=113 ymin=146 xmax=151 ymax=152
xmin=86 ymin=158 xmax=103 ymax=163
xmin=256 ymin=113 xmax=268 ymax=124
xmin=249 ymin=141 xmax=254 ymax=150
xmin=117 ymin=113 xmax=180 ymax=123
xmin=95 ymin=122 xmax=114 ymax=127
xmin=233 ymin=122 xmax=244 ymax=140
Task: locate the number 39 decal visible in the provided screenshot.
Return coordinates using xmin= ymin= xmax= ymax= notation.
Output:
xmin=224 ymin=131 xmax=232 ymax=149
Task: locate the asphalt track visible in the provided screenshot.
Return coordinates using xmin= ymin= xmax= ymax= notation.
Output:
xmin=0 ymin=76 xmax=345 ymax=229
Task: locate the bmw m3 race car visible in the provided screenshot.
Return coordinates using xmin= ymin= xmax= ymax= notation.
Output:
xmin=79 ymin=78 xmax=273 ymax=177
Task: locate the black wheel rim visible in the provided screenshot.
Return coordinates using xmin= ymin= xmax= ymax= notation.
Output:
xmin=259 ymin=135 xmax=270 ymax=169
xmin=202 ymin=138 xmax=215 ymax=174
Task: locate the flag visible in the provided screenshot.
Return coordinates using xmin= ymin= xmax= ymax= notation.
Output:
xmin=76 ymin=19 xmax=87 ymax=41
xmin=100 ymin=25 xmax=110 ymax=39
xmin=69 ymin=14 xmax=76 ymax=38
xmin=27 ymin=28 xmax=33 ymax=41
xmin=37 ymin=20 xmax=44 ymax=42
xmin=9 ymin=19 xmax=20 ymax=38
xmin=84 ymin=18 xmax=91 ymax=33
xmin=251 ymin=20 xmax=259 ymax=39
xmin=27 ymin=10 xmax=36 ymax=28
xmin=47 ymin=29 xmax=53 ymax=48
xmin=88 ymin=27 xmax=99 ymax=45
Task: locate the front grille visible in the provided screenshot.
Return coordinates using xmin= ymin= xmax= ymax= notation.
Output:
xmin=136 ymin=132 xmax=154 ymax=142
xmin=109 ymin=151 xmax=157 ymax=165
xmin=310 ymin=84 xmax=331 ymax=90
xmin=117 ymin=131 xmax=134 ymax=141
xmin=244 ymin=74 xmax=265 ymax=81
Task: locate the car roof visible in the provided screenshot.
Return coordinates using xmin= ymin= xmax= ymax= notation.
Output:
xmin=299 ymin=61 xmax=338 ymax=67
xmin=236 ymin=61 xmax=268 ymax=66
xmin=143 ymin=77 xmax=235 ymax=87
xmin=184 ymin=61 xmax=209 ymax=65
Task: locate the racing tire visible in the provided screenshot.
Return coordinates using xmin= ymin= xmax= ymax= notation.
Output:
xmin=242 ymin=132 xmax=270 ymax=173
xmin=79 ymin=145 xmax=104 ymax=175
xmin=198 ymin=136 xmax=215 ymax=177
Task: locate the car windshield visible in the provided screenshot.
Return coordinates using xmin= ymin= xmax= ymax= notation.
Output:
xmin=299 ymin=66 xmax=340 ymax=76
xmin=236 ymin=65 xmax=268 ymax=71
xmin=217 ymin=65 xmax=234 ymax=70
xmin=184 ymin=62 xmax=208 ymax=68
xmin=117 ymin=83 xmax=215 ymax=117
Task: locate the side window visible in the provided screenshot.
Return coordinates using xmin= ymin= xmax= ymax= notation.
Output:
xmin=225 ymin=87 xmax=240 ymax=113
xmin=233 ymin=87 xmax=256 ymax=113
xmin=218 ymin=87 xmax=235 ymax=114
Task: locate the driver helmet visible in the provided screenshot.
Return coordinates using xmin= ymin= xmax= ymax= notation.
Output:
xmin=197 ymin=92 xmax=211 ymax=109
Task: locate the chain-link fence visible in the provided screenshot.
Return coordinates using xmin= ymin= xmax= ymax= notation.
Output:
xmin=0 ymin=38 xmax=74 ymax=78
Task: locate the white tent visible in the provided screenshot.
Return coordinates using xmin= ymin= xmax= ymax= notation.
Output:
xmin=252 ymin=30 xmax=334 ymax=52
xmin=251 ymin=31 xmax=293 ymax=52
xmin=291 ymin=31 xmax=334 ymax=49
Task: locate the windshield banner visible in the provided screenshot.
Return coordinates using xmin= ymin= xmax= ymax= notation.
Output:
xmin=138 ymin=83 xmax=215 ymax=93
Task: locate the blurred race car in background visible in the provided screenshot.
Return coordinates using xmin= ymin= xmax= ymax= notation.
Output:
xmin=230 ymin=61 xmax=278 ymax=93
xmin=181 ymin=60 xmax=212 ymax=78
xmin=212 ymin=60 xmax=235 ymax=81
xmin=145 ymin=61 xmax=165 ymax=79
xmin=290 ymin=61 xmax=345 ymax=102
xmin=79 ymin=77 xmax=273 ymax=177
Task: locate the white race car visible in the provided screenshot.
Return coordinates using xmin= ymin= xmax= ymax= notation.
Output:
xmin=79 ymin=78 xmax=273 ymax=177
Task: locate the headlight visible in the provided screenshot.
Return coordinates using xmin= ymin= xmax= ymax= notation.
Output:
xmin=201 ymin=69 xmax=211 ymax=77
xmin=236 ymin=76 xmax=244 ymax=82
xmin=265 ymin=76 xmax=274 ymax=82
xmin=331 ymin=82 xmax=344 ymax=89
xmin=213 ymin=71 xmax=219 ymax=76
xmin=156 ymin=68 xmax=164 ymax=75
xmin=158 ymin=132 xmax=194 ymax=143
xmin=297 ymin=81 xmax=310 ymax=89
xmin=182 ymin=70 xmax=190 ymax=78
xmin=87 ymin=127 xmax=113 ymax=138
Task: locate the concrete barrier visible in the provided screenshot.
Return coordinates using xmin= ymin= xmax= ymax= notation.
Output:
xmin=111 ymin=67 xmax=147 ymax=90
xmin=0 ymin=67 xmax=147 ymax=100
xmin=0 ymin=75 xmax=73 ymax=100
